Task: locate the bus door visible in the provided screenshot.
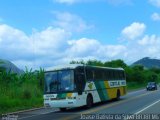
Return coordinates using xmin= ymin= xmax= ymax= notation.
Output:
xmin=75 ymin=67 xmax=85 ymax=95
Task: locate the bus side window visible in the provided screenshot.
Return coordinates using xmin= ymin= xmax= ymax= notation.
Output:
xmin=117 ymin=71 xmax=120 ymax=80
xmin=113 ymin=70 xmax=116 ymax=80
xmin=123 ymin=71 xmax=126 ymax=79
xmin=116 ymin=70 xmax=121 ymax=80
xmin=118 ymin=71 xmax=122 ymax=80
xmin=110 ymin=70 xmax=114 ymax=80
xmin=120 ymin=71 xmax=122 ymax=80
xmin=102 ymin=70 xmax=106 ymax=80
xmin=105 ymin=70 xmax=109 ymax=80
xmin=94 ymin=69 xmax=103 ymax=81
xmin=86 ymin=68 xmax=94 ymax=81
xmin=121 ymin=71 xmax=126 ymax=80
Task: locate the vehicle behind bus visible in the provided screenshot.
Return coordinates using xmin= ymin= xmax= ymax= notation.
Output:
xmin=43 ymin=64 xmax=127 ymax=111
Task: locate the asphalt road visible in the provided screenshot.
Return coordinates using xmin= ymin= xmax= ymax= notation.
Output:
xmin=1 ymin=88 xmax=160 ymax=120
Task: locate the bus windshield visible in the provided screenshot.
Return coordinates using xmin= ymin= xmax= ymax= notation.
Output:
xmin=44 ymin=70 xmax=75 ymax=93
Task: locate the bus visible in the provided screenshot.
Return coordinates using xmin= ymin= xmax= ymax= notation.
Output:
xmin=44 ymin=64 xmax=127 ymax=111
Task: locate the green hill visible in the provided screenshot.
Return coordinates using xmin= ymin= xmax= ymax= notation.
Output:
xmin=0 ymin=59 xmax=24 ymax=74
xmin=132 ymin=57 xmax=160 ymax=68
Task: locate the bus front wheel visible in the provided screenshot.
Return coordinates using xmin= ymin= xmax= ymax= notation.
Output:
xmin=86 ymin=94 xmax=93 ymax=108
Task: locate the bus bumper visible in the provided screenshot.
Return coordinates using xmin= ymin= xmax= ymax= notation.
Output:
xmin=44 ymin=99 xmax=80 ymax=108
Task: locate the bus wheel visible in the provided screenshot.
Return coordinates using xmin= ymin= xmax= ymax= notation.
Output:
xmin=86 ymin=94 xmax=93 ymax=108
xmin=60 ymin=108 xmax=67 ymax=111
xmin=116 ymin=90 xmax=120 ymax=100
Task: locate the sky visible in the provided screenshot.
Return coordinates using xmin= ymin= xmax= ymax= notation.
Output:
xmin=0 ymin=0 xmax=160 ymax=69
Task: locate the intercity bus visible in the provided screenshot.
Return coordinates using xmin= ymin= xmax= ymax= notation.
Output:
xmin=44 ymin=64 xmax=127 ymax=111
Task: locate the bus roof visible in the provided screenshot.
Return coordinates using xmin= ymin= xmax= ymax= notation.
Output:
xmin=45 ymin=64 xmax=84 ymax=71
xmin=45 ymin=64 xmax=124 ymax=72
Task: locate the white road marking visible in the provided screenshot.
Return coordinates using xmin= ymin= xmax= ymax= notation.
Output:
xmin=135 ymin=99 xmax=160 ymax=115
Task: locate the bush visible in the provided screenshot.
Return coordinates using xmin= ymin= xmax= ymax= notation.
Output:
xmin=0 ymin=68 xmax=44 ymax=114
xmin=22 ymin=89 xmax=32 ymax=99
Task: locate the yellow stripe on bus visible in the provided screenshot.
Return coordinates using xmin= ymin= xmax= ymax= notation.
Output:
xmin=106 ymin=86 xmax=126 ymax=99
xmin=119 ymin=86 xmax=126 ymax=96
xmin=107 ymin=88 xmax=117 ymax=99
xmin=104 ymin=81 xmax=110 ymax=88
xmin=67 ymin=93 xmax=72 ymax=97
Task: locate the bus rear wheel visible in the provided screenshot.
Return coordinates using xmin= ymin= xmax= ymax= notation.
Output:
xmin=60 ymin=108 xmax=67 ymax=111
xmin=86 ymin=94 xmax=93 ymax=108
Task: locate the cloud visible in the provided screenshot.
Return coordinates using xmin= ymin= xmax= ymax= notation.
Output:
xmin=0 ymin=24 xmax=71 ymax=57
xmin=123 ymin=33 xmax=160 ymax=63
xmin=1 ymin=16 xmax=160 ymax=69
xmin=53 ymin=11 xmax=93 ymax=32
xmin=101 ymin=45 xmax=126 ymax=58
xmin=31 ymin=27 xmax=71 ymax=55
xmin=138 ymin=35 xmax=160 ymax=46
xmin=0 ymin=12 xmax=94 ymax=69
xmin=67 ymin=38 xmax=126 ymax=59
xmin=0 ymin=23 xmax=127 ymax=69
xmin=67 ymin=38 xmax=101 ymax=57
xmin=54 ymin=0 xmax=80 ymax=5
xmin=149 ymin=0 xmax=160 ymax=7
xmin=0 ymin=24 xmax=72 ymax=69
xmin=54 ymin=0 xmax=95 ymax=5
xmin=0 ymin=24 xmax=32 ymax=55
xmin=151 ymin=12 xmax=160 ymax=21
xmin=121 ymin=22 xmax=146 ymax=40
xmin=137 ymin=35 xmax=160 ymax=57
xmin=54 ymin=0 xmax=132 ymax=5
xmin=119 ymin=22 xmax=160 ymax=63
xmin=106 ymin=0 xmax=133 ymax=6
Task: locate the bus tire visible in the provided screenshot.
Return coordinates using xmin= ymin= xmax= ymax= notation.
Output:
xmin=60 ymin=108 xmax=67 ymax=111
xmin=86 ymin=94 xmax=93 ymax=108
xmin=116 ymin=90 xmax=120 ymax=100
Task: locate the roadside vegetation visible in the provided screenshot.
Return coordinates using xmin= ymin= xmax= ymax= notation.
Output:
xmin=0 ymin=59 xmax=160 ymax=114
xmin=0 ymin=67 xmax=44 ymax=114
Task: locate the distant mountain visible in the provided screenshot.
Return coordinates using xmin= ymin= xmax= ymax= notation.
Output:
xmin=132 ymin=57 xmax=160 ymax=68
xmin=0 ymin=59 xmax=24 ymax=74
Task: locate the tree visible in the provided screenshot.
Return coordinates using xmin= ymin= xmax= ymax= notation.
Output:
xmin=70 ymin=60 xmax=85 ymax=64
xmin=132 ymin=65 xmax=144 ymax=71
xmin=86 ymin=60 xmax=103 ymax=66
xmin=150 ymin=67 xmax=160 ymax=74
xmin=104 ymin=59 xmax=127 ymax=68
xmin=147 ymin=72 xmax=158 ymax=82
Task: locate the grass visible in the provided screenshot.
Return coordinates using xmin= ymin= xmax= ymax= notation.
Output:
xmin=0 ymin=86 xmax=43 ymax=115
xmin=127 ymin=82 xmax=146 ymax=92
xmin=0 ymin=68 xmax=44 ymax=115
xmin=0 ymin=98 xmax=43 ymax=114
